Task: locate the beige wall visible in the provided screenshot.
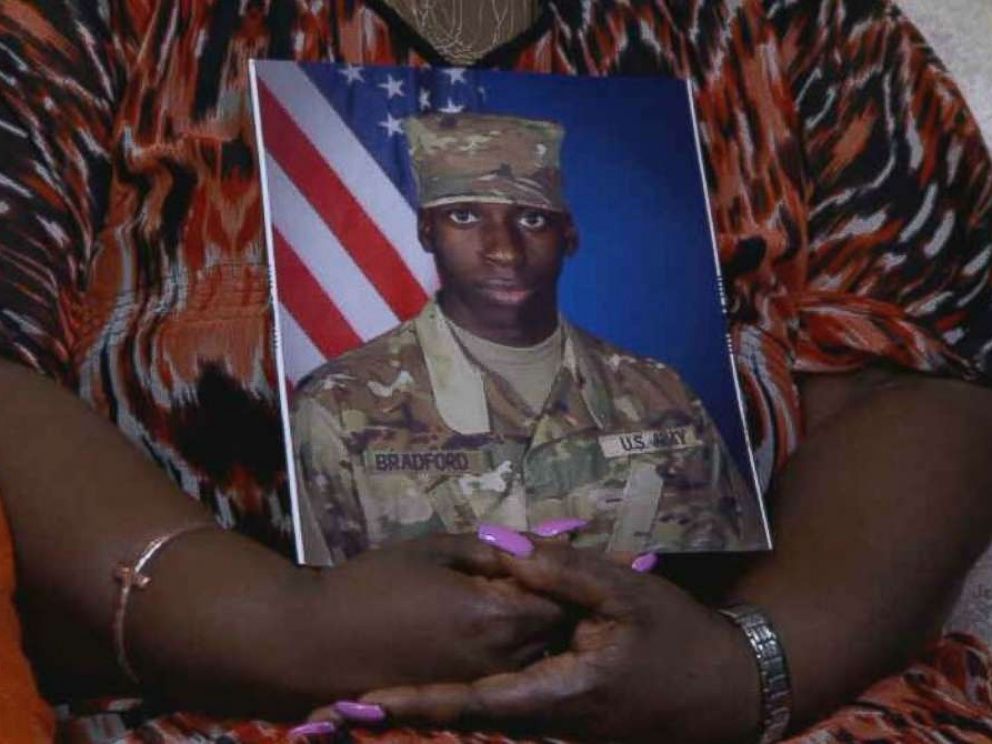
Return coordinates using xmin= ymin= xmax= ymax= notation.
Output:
xmin=898 ymin=0 xmax=992 ymax=146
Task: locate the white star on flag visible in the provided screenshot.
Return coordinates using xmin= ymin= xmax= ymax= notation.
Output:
xmin=444 ymin=68 xmax=467 ymax=85
xmin=418 ymin=89 xmax=431 ymax=111
xmin=339 ymin=65 xmax=364 ymax=84
xmin=439 ymin=98 xmax=465 ymax=114
xmin=379 ymin=75 xmax=405 ymax=98
xmin=379 ymin=113 xmax=403 ymax=137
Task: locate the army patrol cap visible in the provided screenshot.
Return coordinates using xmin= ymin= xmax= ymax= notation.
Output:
xmin=403 ymin=112 xmax=567 ymax=211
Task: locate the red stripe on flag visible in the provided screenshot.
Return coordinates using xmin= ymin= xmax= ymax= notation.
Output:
xmin=258 ymin=81 xmax=428 ymax=320
xmin=273 ymin=229 xmax=362 ymax=359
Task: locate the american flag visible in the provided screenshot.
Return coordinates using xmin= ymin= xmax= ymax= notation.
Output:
xmin=251 ymin=61 xmax=490 ymax=558
xmin=251 ymin=61 xmax=487 ymax=388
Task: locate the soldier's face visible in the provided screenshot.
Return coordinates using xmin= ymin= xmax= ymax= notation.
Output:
xmin=419 ymin=201 xmax=577 ymax=315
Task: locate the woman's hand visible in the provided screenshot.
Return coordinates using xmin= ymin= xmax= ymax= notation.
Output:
xmin=315 ymin=534 xmax=566 ymax=693
xmin=353 ymin=542 xmax=760 ymax=743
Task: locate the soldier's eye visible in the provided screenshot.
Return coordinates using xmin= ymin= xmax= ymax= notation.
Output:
xmin=447 ymin=208 xmax=479 ymax=225
xmin=518 ymin=210 xmax=548 ymax=230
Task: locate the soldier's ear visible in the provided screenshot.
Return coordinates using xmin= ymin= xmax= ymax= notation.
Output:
xmin=418 ymin=209 xmax=434 ymax=253
xmin=563 ymin=213 xmax=579 ymax=257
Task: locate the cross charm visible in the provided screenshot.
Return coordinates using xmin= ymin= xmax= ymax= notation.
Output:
xmin=114 ymin=564 xmax=151 ymax=591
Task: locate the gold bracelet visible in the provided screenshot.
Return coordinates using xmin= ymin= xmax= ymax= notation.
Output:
xmin=112 ymin=522 xmax=216 ymax=684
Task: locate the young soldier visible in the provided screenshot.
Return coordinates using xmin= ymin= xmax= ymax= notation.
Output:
xmin=292 ymin=113 xmax=766 ymax=564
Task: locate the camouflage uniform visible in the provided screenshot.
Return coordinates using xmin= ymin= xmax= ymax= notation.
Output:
xmin=291 ymin=113 xmax=767 ymax=564
xmin=292 ymin=300 xmax=767 ymax=564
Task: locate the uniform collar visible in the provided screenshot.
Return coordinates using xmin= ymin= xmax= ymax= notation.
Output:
xmin=414 ymin=300 xmax=490 ymax=434
xmin=413 ymin=298 xmax=613 ymax=434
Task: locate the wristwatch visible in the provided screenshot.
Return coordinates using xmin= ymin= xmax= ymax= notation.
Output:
xmin=717 ymin=603 xmax=792 ymax=744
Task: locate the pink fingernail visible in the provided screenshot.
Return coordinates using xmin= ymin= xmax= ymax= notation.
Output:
xmin=631 ymin=552 xmax=658 ymax=573
xmin=288 ymin=721 xmax=337 ymax=737
xmin=478 ymin=523 xmax=535 ymax=558
xmin=532 ymin=517 xmax=589 ymax=537
xmin=333 ymin=700 xmax=387 ymax=723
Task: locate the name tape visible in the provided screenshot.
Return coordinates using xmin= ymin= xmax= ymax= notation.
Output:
xmin=365 ymin=449 xmax=491 ymax=474
xmin=598 ymin=426 xmax=699 ymax=458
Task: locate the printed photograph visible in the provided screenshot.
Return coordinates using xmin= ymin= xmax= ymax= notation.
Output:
xmin=250 ymin=61 xmax=769 ymax=564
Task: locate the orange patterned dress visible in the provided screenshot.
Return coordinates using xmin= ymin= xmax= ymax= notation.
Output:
xmin=2 ymin=1 xmax=992 ymax=741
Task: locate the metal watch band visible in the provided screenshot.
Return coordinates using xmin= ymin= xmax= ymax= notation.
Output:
xmin=718 ymin=603 xmax=792 ymax=744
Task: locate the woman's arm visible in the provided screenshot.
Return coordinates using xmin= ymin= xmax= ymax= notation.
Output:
xmin=1 ymin=359 xmax=562 ymax=717
xmin=732 ymin=369 xmax=992 ymax=727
